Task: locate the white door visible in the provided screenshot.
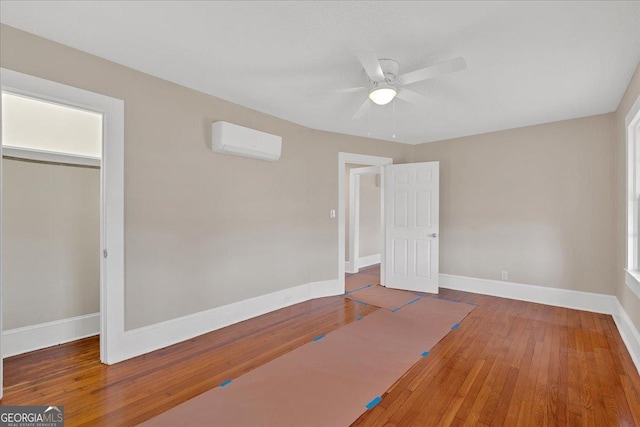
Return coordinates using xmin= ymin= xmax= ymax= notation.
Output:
xmin=0 ymin=122 xmax=3 ymax=398
xmin=384 ymin=162 xmax=439 ymax=293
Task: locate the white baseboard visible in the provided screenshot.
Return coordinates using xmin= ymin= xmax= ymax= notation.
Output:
xmin=612 ymin=300 xmax=640 ymax=375
xmin=439 ymin=274 xmax=619 ymax=314
xmin=439 ymin=273 xmax=640 ymax=375
xmin=109 ymin=279 xmax=341 ymax=364
xmin=357 ymin=254 xmax=381 ymax=270
xmin=345 ymin=261 xmax=357 ymax=274
xmin=310 ymin=279 xmax=344 ymax=299
xmin=3 ymin=313 xmax=100 ymax=358
xmin=8 ymin=275 xmax=636 ymax=377
xmin=345 ymin=254 xmax=380 ymax=274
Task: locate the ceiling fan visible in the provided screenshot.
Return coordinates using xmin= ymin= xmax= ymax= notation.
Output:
xmin=338 ymin=51 xmax=467 ymax=119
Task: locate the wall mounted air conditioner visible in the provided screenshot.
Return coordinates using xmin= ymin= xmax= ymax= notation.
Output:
xmin=211 ymin=121 xmax=282 ymax=161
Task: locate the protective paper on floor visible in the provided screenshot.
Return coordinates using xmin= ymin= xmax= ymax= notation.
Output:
xmin=139 ymin=296 xmax=474 ymax=427
xmin=345 ymin=284 xmax=422 ymax=310
xmin=345 ymin=274 xmax=377 ymax=292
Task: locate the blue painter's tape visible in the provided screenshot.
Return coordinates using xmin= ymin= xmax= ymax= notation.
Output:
xmin=407 ymin=297 xmax=422 ymax=305
xmin=356 ymin=316 xmax=363 ymax=321
xmin=421 ymin=351 xmax=430 ymax=357
xmin=350 ymin=299 xmax=369 ymax=306
xmin=312 ymin=334 xmax=325 ymax=342
xmin=467 ymin=301 xmax=479 ymax=306
xmin=451 ymin=323 xmax=460 ymax=330
xmin=365 ymin=396 xmax=382 ymax=409
xmin=391 ymin=307 xmax=401 ymax=312
xmin=220 ymin=379 xmax=232 ymax=388
xmin=345 ymin=284 xmax=373 ymax=294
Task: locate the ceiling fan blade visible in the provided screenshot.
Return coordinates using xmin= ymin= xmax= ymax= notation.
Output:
xmin=356 ymin=51 xmax=385 ymax=82
xmin=332 ymin=86 xmax=368 ymax=94
xmin=399 ymin=57 xmax=466 ymax=85
xmin=352 ymin=99 xmax=372 ymax=119
xmin=396 ymin=88 xmax=428 ymax=105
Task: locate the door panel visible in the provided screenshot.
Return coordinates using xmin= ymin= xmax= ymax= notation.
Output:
xmin=384 ymin=162 xmax=439 ymax=293
xmin=394 ymin=170 xmax=409 ymax=184
xmin=415 ymin=240 xmax=431 ymax=277
xmin=416 ymin=190 xmax=431 ymax=228
xmin=393 ymin=191 xmax=408 ymax=227
xmin=392 ymin=239 xmax=408 ymax=275
xmin=417 ymin=169 xmax=433 ymax=183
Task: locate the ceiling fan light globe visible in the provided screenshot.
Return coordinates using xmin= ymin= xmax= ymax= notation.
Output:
xmin=368 ymin=87 xmax=397 ymax=105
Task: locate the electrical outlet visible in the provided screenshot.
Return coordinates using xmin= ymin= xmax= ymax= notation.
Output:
xmin=501 ymin=271 xmax=508 ymax=281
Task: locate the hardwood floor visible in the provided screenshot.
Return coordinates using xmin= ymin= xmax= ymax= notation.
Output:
xmin=2 ymin=268 xmax=639 ymax=426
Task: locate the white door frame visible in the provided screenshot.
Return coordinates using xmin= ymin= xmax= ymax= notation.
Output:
xmin=338 ymin=153 xmax=392 ymax=293
xmin=0 ymin=68 xmax=125 ymax=375
xmin=346 ymin=166 xmax=381 ymax=274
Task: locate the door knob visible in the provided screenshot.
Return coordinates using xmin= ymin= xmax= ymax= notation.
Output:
xmin=429 ymin=233 xmax=438 ymax=238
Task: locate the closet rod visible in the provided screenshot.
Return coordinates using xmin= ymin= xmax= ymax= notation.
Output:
xmin=2 ymin=155 xmax=100 ymax=169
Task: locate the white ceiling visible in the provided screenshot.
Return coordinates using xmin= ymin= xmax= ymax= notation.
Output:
xmin=1 ymin=1 xmax=639 ymax=144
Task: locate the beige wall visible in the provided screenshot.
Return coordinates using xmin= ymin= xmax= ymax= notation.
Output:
xmin=615 ymin=63 xmax=640 ymax=332
xmin=0 ymin=24 xmax=413 ymax=330
xmin=2 ymin=159 xmax=100 ymax=329
xmin=358 ymin=173 xmax=381 ymax=258
xmin=414 ymin=113 xmax=616 ymax=295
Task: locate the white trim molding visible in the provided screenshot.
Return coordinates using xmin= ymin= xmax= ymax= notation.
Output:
xmin=1 ymin=279 xmax=338 ymax=363
xmin=2 ymin=313 xmax=100 ymax=358
xmin=612 ymin=300 xmax=640 ymax=376
xmin=345 ymin=261 xmax=357 ymax=275
xmin=625 ymin=94 xmax=640 ymax=283
xmin=2 ymin=146 xmax=101 ymax=167
xmin=625 ymin=269 xmax=640 ymax=301
xmin=107 ymin=279 xmax=340 ymax=364
xmin=346 ymin=254 xmax=381 ymax=273
xmin=439 ymin=273 xmax=640 ymax=375
xmin=310 ymin=279 xmax=344 ymax=299
xmin=439 ymin=274 xmax=618 ymax=314
xmin=357 ymin=254 xmax=381 ymax=270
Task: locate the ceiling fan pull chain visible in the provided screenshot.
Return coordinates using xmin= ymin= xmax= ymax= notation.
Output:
xmin=392 ymin=99 xmax=397 ymax=139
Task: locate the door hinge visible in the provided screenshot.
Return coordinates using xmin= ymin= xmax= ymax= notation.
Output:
xmin=103 ymin=249 xmax=108 ymax=258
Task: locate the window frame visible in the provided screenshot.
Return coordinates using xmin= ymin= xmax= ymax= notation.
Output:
xmin=625 ymin=94 xmax=640 ymax=299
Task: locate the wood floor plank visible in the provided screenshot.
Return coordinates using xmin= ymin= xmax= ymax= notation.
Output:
xmin=439 ymin=359 xmax=485 ymax=426
xmin=1 ymin=271 xmax=639 ymax=426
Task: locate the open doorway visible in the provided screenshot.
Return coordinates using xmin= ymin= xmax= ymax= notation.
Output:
xmin=0 ymin=69 xmax=124 ymax=398
xmin=345 ymin=164 xmax=382 ymax=292
xmin=337 ymin=153 xmax=392 ymax=294
xmin=1 ymin=92 xmax=102 ymax=358
xmin=338 ymin=153 xmax=441 ymax=297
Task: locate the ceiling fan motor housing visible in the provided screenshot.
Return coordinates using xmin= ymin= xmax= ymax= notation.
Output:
xmin=376 ymin=59 xmax=400 ymax=85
